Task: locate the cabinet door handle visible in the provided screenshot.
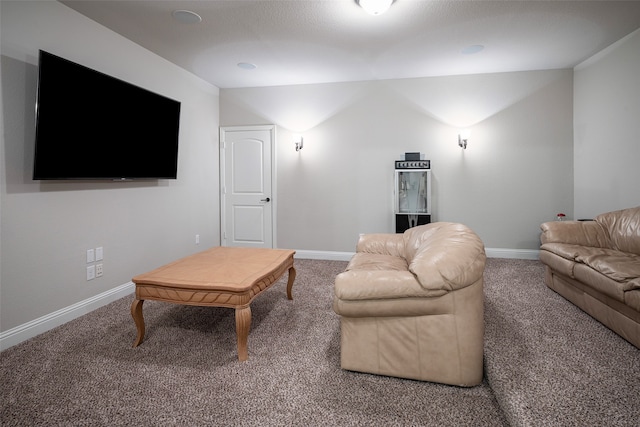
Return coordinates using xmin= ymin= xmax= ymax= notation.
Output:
xmin=260 ymin=197 xmax=271 ymax=202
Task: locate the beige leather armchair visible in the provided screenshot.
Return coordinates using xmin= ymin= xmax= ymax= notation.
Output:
xmin=333 ymin=222 xmax=486 ymax=386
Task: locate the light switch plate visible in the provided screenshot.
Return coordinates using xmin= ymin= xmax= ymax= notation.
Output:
xmin=87 ymin=265 xmax=95 ymax=280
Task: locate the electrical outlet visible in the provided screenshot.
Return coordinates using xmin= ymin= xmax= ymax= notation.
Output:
xmin=96 ymin=263 xmax=103 ymax=277
xmin=87 ymin=265 xmax=95 ymax=281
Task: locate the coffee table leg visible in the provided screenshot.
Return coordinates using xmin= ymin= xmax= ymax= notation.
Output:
xmin=235 ymin=306 xmax=251 ymax=361
xmin=131 ymin=299 xmax=145 ymax=347
xmin=286 ymin=266 xmax=297 ymax=300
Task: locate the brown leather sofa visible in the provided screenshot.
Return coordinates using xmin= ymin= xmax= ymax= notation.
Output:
xmin=333 ymin=222 xmax=486 ymax=387
xmin=539 ymin=206 xmax=640 ymax=348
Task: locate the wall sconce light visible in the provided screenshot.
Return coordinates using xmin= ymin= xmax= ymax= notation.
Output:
xmin=356 ymin=0 xmax=394 ymax=15
xmin=458 ymin=129 xmax=471 ymax=149
xmin=293 ymin=135 xmax=304 ymax=152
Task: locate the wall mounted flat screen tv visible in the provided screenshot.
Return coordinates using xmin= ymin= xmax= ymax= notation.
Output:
xmin=34 ymin=50 xmax=181 ymax=180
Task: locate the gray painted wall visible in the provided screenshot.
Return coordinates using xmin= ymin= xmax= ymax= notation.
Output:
xmin=574 ymin=29 xmax=640 ymax=218
xmin=1 ymin=1 xmax=220 ymax=331
xmin=221 ymin=70 xmax=574 ymax=252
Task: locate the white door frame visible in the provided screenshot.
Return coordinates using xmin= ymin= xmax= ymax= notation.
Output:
xmin=219 ymin=125 xmax=277 ymax=248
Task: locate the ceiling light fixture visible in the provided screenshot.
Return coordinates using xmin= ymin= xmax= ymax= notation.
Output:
xmin=461 ymin=45 xmax=485 ymax=55
xmin=237 ymin=62 xmax=257 ymax=70
xmin=356 ymin=0 xmax=395 ymax=16
xmin=172 ymin=10 xmax=202 ymax=24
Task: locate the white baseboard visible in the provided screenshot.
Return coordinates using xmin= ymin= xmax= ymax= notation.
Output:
xmin=0 ymin=282 xmax=134 ymax=351
xmin=485 ymin=248 xmax=540 ymax=260
xmin=295 ymin=248 xmax=540 ymax=261
xmin=294 ymin=250 xmax=354 ymax=261
xmin=2 ymin=247 xmax=539 ymax=351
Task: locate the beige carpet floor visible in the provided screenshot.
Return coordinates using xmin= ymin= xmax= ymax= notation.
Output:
xmin=1 ymin=258 xmax=638 ymax=426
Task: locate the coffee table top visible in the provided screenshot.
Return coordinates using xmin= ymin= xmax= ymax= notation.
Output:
xmin=132 ymin=246 xmax=295 ymax=293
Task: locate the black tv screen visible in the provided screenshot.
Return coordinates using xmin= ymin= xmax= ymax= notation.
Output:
xmin=33 ymin=50 xmax=181 ymax=180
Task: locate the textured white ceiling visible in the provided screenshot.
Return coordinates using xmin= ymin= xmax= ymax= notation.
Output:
xmin=60 ymin=0 xmax=640 ymax=88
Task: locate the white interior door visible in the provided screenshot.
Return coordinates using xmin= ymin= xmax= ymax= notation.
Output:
xmin=220 ymin=125 xmax=275 ymax=248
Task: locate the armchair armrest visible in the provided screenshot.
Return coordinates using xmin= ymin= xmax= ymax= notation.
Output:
xmin=540 ymin=220 xmax=610 ymax=248
xmin=334 ymin=270 xmax=447 ymax=301
xmin=333 ymin=270 xmax=449 ymax=318
xmin=355 ymin=233 xmax=405 ymax=257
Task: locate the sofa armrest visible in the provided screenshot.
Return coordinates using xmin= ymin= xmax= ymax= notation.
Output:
xmin=334 ymin=270 xmax=447 ymax=301
xmin=540 ymin=221 xmax=610 ymax=248
xmin=355 ymin=233 xmax=405 ymax=257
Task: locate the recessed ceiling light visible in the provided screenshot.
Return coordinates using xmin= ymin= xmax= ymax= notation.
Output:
xmin=172 ymin=10 xmax=202 ymax=24
xmin=237 ymin=62 xmax=257 ymax=70
xmin=461 ymin=45 xmax=485 ymax=55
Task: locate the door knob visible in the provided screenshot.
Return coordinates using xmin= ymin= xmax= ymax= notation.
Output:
xmin=261 ymin=197 xmax=271 ymax=202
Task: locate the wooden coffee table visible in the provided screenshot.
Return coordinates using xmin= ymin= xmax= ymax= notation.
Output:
xmin=130 ymin=246 xmax=296 ymax=361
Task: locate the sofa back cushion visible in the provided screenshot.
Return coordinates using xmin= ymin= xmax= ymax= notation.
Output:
xmin=596 ymin=206 xmax=640 ymax=256
xmin=403 ymin=223 xmax=486 ymax=291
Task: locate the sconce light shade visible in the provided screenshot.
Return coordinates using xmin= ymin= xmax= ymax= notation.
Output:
xmin=293 ymin=135 xmax=304 ymax=152
xmin=458 ymin=129 xmax=471 ymax=149
xmin=357 ymin=0 xmax=394 ymax=15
